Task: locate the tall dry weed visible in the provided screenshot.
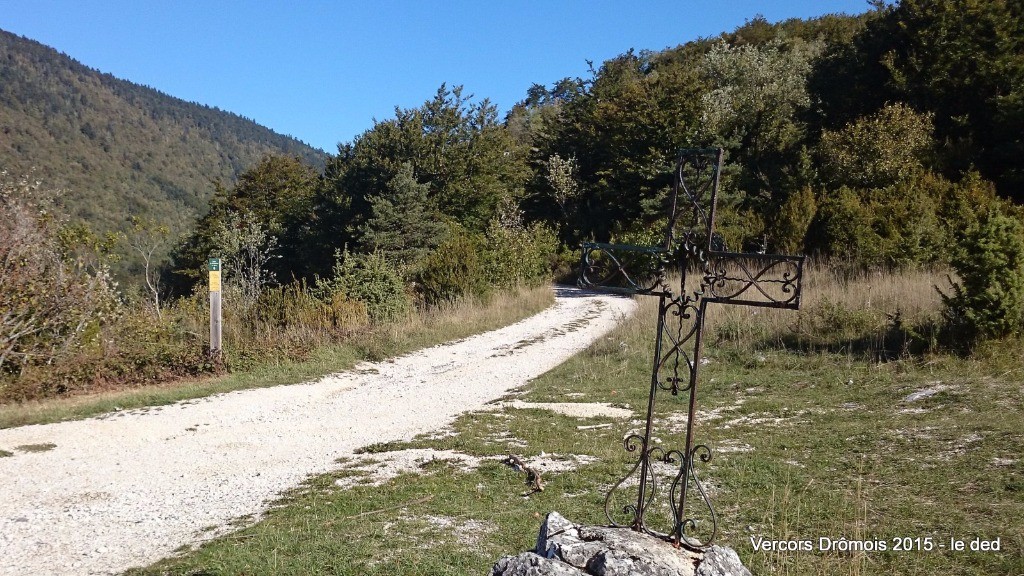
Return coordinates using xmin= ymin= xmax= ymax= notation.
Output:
xmin=628 ymin=260 xmax=947 ymax=360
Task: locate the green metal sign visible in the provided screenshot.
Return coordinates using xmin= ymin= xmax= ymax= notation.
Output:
xmin=208 ymin=258 xmax=221 ymax=272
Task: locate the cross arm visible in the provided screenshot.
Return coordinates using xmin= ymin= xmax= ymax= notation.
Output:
xmin=578 ymin=242 xmax=671 ymax=297
xmin=701 ymin=251 xmax=805 ymax=309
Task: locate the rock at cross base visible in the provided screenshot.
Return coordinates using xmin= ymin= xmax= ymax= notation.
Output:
xmin=695 ymin=546 xmax=751 ymax=576
xmin=488 ymin=512 xmax=752 ymax=576
xmin=489 ymin=553 xmax=588 ymax=576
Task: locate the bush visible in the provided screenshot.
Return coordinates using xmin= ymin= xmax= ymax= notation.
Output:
xmin=818 ymin=103 xmax=935 ymax=190
xmin=806 ymin=186 xmax=880 ymax=265
xmin=5 ymin=296 xmax=214 ymax=402
xmin=416 ymin=227 xmax=488 ymax=306
xmin=807 ymin=178 xmax=948 ymax=268
xmin=484 ymin=212 xmax=557 ymax=289
xmin=255 ymin=281 xmax=368 ymax=332
xmin=940 ymin=209 xmax=1024 ymax=343
xmin=773 ymin=185 xmax=816 ymax=254
xmin=0 ymin=174 xmax=120 ymax=380
xmin=315 ymin=250 xmax=409 ymax=324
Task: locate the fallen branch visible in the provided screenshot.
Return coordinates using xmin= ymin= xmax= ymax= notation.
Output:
xmin=504 ymin=454 xmax=544 ymax=493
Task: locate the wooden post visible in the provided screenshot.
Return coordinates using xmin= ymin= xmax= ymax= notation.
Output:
xmin=208 ymin=258 xmax=222 ymax=356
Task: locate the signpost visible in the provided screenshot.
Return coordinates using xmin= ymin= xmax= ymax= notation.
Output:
xmin=578 ymin=148 xmax=804 ymax=548
xmin=209 ymin=258 xmax=222 ymax=356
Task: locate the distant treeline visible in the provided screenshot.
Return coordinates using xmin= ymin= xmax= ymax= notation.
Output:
xmin=171 ymin=0 xmax=1024 ymax=339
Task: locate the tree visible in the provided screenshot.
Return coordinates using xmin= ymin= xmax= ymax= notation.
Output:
xmin=211 ymin=211 xmax=278 ymax=310
xmin=807 ymin=175 xmax=950 ymax=268
xmin=773 ymin=185 xmax=817 ymax=254
xmin=527 ymin=48 xmax=707 ymax=245
xmin=329 ymin=85 xmax=528 ymax=231
xmin=544 ymin=153 xmax=580 ymax=222
xmin=359 ymin=163 xmax=447 ymax=272
xmin=808 ymin=103 xmax=949 ymax=266
xmin=817 ymin=103 xmax=935 ymax=189
xmin=171 ymin=154 xmax=319 ymax=291
xmin=882 ymin=0 xmax=1023 ymax=191
xmin=304 ymin=86 xmax=530 ymax=279
xmin=222 ymin=154 xmax=319 ymax=237
xmin=940 ymin=208 xmax=1024 ymax=342
xmin=505 ymin=78 xmax=585 ymax=146
xmin=813 ymin=0 xmax=1024 ymax=200
xmin=700 ymin=37 xmax=822 ymax=209
xmin=124 ymin=216 xmax=171 ymax=318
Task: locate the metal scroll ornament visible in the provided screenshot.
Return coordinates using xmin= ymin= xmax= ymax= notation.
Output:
xmin=578 ymin=148 xmax=804 ymax=549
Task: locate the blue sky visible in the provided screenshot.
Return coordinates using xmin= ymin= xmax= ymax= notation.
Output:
xmin=2 ymin=1 xmax=871 ymax=153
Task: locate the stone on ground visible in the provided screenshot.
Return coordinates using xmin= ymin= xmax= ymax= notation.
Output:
xmin=489 ymin=512 xmax=752 ymax=576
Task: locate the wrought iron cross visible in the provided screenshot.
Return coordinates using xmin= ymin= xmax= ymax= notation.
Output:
xmin=578 ymin=148 xmax=804 ymax=548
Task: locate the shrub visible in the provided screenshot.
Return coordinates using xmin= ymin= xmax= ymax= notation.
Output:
xmin=316 ymin=250 xmax=409 ymax=324
xmin=416 ymin=227 xmax=488 ymax=306
xmin=939 ymin=209 xmax=1024 ymax=343
xmin=483 ymin=206 xmax=557 ymax=289
xmin=4 ymin=297 xmax=214 ymax=402
xmin=818 ymin=103 xmax=935 ymax=190
xmin=255 ymin=281 xmax=368 ymax=332
xmin=807 ymin=179 xmax=947 ymax=268
xmin=0 ymin=174 xmax=120 ymax=380
xmin=773 ymin=185 xmax=816 ymax=254
xmin=806 ymin=186 xmax=880 ymax=265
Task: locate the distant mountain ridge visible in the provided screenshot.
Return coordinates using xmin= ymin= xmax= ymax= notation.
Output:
xmin=0 ymin=28 xmax=328 ymax=237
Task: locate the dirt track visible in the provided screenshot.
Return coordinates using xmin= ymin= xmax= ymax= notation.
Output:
xmin=0 ymin=286 xmax=635 ymax=575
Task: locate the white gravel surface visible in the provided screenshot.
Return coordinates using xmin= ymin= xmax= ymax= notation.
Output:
xmin=0 ymin=287 xmax=634 ymax=576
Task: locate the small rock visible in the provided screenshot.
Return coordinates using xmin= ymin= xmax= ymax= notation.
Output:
xmin=904 ymin=387 xmax=944 ymax=403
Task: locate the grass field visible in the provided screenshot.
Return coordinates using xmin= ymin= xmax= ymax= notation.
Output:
xmin=116 ymin=266 xmax=1023 ymax=574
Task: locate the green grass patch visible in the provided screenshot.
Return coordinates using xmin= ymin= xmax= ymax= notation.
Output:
xmin=353 ymin=441 xmax=408 ymax=455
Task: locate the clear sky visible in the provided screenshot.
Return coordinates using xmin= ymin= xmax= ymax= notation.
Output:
xmin=1 ymin=1 xmax=871 ymax=153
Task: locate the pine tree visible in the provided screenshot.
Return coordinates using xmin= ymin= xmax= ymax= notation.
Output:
xmin=940 ymin=209 xmax=1024 ymax=342
xmin=359 ymin=163 xmax=447 ymax=273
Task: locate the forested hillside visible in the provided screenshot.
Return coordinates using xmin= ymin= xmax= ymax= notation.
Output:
xmin=0 ymin=29 xmax=326 ymax=249
xmin=512 ymin=4 xmax=1023 ymax=256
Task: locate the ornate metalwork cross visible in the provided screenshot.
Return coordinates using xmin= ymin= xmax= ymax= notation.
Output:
xmin=578 ymin=148 xmax=804 ymax=548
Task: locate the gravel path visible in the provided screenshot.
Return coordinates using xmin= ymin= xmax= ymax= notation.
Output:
xmin=0 ymin=287 xmax=635 ymax=575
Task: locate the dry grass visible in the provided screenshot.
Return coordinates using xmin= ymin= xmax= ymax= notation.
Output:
xmin=386 ymin=284 xmax=556 ymax=352
xmin=0 ymin=284 xmax=555 ymax=428
xmin=702 ymin=259 xmax=947 ymax=358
